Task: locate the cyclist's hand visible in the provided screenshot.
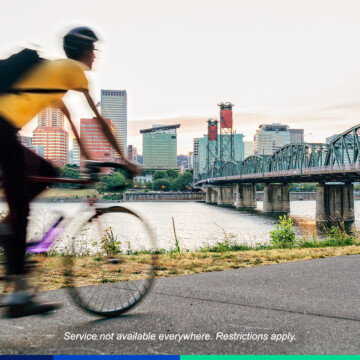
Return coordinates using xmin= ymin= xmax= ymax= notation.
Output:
xmin=125 ymin=160 xmax=142 ymax=179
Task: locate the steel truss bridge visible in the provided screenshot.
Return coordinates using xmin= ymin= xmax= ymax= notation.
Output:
xmin=195 ymin=124 xmax=360 ymax=186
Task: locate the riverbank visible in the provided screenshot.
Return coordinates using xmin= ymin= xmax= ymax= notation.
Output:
xmin=22 ymin=245 xmax=360 ymax=291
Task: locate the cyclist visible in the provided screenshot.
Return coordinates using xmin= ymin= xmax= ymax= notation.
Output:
xmin=0 ymin=26 xmax=139 ymax=317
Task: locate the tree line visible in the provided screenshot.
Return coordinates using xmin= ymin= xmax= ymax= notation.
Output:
xmin=53 ymin=165 xmax=194 ymax=193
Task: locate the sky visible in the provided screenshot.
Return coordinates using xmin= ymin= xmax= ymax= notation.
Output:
xmin=2 ymin=0 xmax=360 ymax=154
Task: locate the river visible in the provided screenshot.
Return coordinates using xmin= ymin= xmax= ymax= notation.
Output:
xmin=0 ymin=201 xmax=359 ymax=252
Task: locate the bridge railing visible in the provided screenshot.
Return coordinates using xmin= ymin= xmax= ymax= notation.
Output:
xmin=195 ymin=162 xmax=360 ymax=185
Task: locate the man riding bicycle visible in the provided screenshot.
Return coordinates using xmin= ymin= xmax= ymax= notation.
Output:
xmin=0 ymin=27 xmax=138 ymax=318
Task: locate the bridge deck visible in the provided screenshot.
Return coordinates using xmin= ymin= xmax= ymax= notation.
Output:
xmin=197 ymin=163 xmax=360 ymax=186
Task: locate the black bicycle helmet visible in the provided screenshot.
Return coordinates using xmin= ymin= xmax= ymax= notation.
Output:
xmin=63 ymin=26 xmax=98 ymax=59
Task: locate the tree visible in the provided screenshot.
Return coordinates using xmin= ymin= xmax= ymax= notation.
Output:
xmin=113 ymin=167 xmax=131 ymax=179
xmin=59 ymin=165 xmax=80 ymax=179
xmin=97 ymin=172 xmax=127 ymax=194
xmin=171 ymin=172 xmax=193 ymax=191
xmin=65 ymin=164 xmax=79 ymax=169
xmin=131 ymin=180 xmax=143 ymax=190
xmin=55 ymin=164 xmax=80 ymax=188
xmin=153 ymin=178 xmax=171 ymax=191
xmin=166 ymin=169 xmax=179 ymax=179
xmin=145 ymin=181 xmax=153 ymax=190
xmin=153 ymin=170 xmax=167 ymax=181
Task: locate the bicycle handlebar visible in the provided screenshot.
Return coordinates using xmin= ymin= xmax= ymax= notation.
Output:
xmin=29 ymin=176 xmax=91 ymax=185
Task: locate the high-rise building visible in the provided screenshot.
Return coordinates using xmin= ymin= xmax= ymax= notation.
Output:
xmin=141 ymin=125 xmax=180 ymax=169
xmin=37 ymin=108 xmax=64 ymax=127
xmin=289 ymin=129 xmax=304 ymax=144
xmin=188 ymin=152 xmax=193 ymax=170
xmin=32 ymin=145 xmax=45 ymax=157
xmin=68 ymin=149 xmax=73 ymax=165
xmin=100 ymin=90 xmax=127 ymax=158
xmin=127 ymin=145 xmax=138 ymax=162
xmin=80 ymin=118 xmax=115 ymax=170
xmin=233 ymin=132 xmax=245 ymax=162
xmin=244 ymin=141 xmax=254 ymax=159
xmin=33 ymin=108 xmax=69 ymax=167
xmin=18 ymin=135 xmax=32 ymax=148
xmin=193 ymin=138 xmax=200 ymax=180
xmin=72 ymin=139 xmax=81 ymax=167
xmin=253 ymin=123 xmax=291 ymax=156
xmin=18 ymin=135 xmax=45 ymax=157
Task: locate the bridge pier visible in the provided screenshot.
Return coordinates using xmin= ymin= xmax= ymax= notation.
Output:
xmin=205 ymin=188 xmax=211 ymax=203
xmin=205 ymin=188 xmax=218 ymax=203
xmin=235 ymin=184 xmax=256 ymax=209
xmin=211 ymin=187 xmax=222 ymax=205
xmin=263 ymin=184 xmax=290 ymax=213
xmin=316 ymin=183 xmax=354 ymax=226
xmin=221 ymin=186 xmax=235 ymax=205
xmin=212 ymin=186 xmax=235 ymax=206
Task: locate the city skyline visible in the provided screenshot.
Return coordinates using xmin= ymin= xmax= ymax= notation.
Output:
xmin=3 ymin=0 xmax=360 ymax=154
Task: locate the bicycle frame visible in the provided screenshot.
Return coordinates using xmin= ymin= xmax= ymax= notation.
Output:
xmin=27 ymin=216 xmax=64 ymax=254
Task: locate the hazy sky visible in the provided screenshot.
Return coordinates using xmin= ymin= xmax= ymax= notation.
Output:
xmin=3 ymin=0 xmax=360 ymax=153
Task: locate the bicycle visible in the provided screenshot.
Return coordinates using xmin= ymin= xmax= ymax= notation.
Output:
xmin=0 ymin=161 xmax=157 ymax=317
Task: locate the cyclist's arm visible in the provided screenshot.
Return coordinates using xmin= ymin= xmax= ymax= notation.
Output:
xmin=54 ymin=100 xmax=91 ymax=160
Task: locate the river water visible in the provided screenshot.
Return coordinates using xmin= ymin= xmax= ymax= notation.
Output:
xmin=1 ymin=201 xmax=360 ymax=252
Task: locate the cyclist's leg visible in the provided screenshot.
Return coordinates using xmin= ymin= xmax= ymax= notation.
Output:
xmin=0 ymin=118 xmax=29 ymax=277
xmin=22 ymin=145 xmax=58 ymax=200
xmin=1 ymin=137 xmax=58 ymax=271
xmin=0 ymin=118 xmax=61 ymax=317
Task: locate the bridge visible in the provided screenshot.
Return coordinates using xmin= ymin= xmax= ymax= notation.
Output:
xmin=194 ymin=119 xmax=360 ymax=225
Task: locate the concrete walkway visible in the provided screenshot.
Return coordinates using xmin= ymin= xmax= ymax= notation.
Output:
xmin=1 ymin=255 xmax=360 ymax=355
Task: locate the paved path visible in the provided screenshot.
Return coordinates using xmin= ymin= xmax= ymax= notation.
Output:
xmin=1 ymin=255 xmax=360 ymax=355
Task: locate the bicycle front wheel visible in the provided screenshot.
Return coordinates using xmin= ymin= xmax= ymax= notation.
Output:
xmin=63 ymin=206 xmax=157 ymax=317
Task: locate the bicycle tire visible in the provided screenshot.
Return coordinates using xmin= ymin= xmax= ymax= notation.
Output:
xmin=63 ymin=206 xmax=157 ymax=317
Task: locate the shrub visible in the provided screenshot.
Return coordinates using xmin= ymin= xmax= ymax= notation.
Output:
xmin=270 ymin=215 xmax=296 ymax=248
xmin=99 ymin=227 xmax=122 ymax=256
xmin=323 ymin=226 xmax=356 ymax=246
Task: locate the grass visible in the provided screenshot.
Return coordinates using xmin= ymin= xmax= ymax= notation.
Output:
xmin=8 ymin=243 xmax=360 ymax=292
xmin=37 ymin=188 xmax=98 ymax=199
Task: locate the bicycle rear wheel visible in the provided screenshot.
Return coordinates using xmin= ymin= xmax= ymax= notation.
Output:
xmin=63 ymin=206 xmax=156 ymax=317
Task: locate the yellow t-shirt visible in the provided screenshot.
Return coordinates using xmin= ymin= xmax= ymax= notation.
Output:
xmin=0 ymin=58 xmax=88 ymax=128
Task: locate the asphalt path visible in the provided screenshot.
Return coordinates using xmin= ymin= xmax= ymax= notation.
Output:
xmin=1 ymin=255 xmax=360 ymax=355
